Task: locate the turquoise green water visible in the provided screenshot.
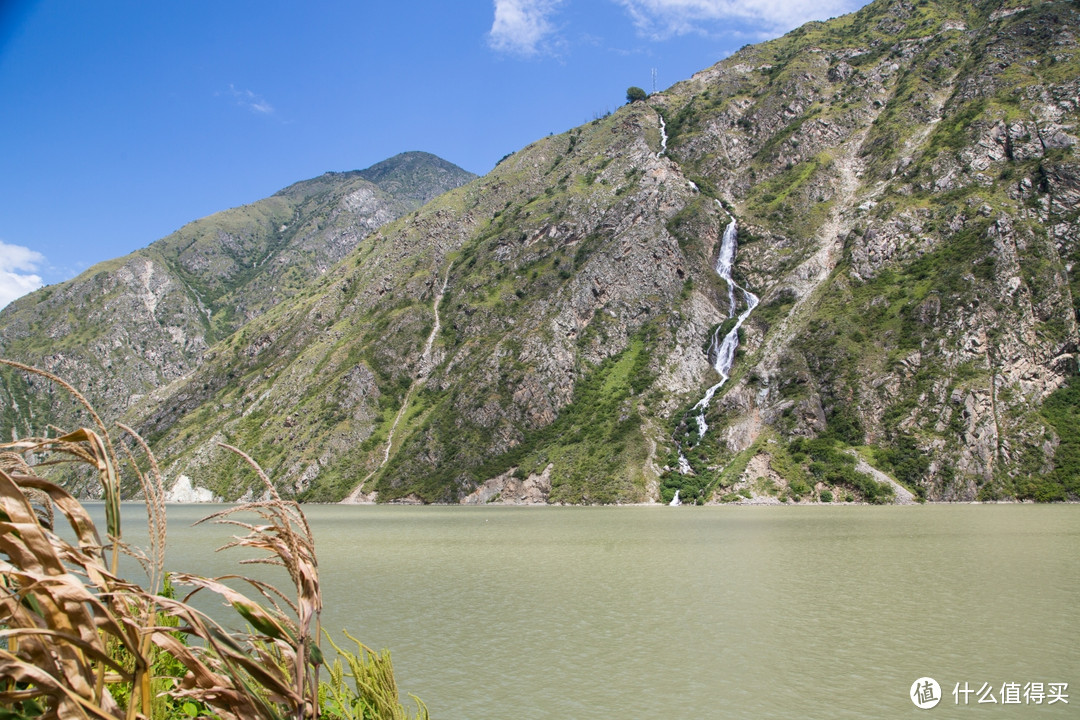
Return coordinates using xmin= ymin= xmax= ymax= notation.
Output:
xmin=115 ymin=504 xmax=1078 ymax=718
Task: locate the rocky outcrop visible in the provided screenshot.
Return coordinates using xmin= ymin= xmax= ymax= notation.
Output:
xmin=164 ymin=474 xmax=217 ymax=504
xmin=460 ymin=464 xmax=554 ymax=505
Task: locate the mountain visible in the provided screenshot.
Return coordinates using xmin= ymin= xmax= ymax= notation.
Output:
xmin=0 ymin=152 xmax=475 ymax=441
xmin=3 ymin=0 xmax=1078 ymax=504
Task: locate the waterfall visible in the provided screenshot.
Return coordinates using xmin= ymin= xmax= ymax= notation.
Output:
xmin=669 ymin=489 xmax=681 ymax=506
xmin=673 ymin=207 xmax=759 ymax=485
xmin=657 ymin=114 xmax=668 ymax=158
xmin=677 ymin=454 xmax=692 ymax=475
xmin=690 ymin=213 xmax=759 ymax=436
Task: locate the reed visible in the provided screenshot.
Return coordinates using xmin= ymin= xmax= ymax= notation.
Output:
xmin=321 ymin=631 xmax=429 ymax=720
xmin=0 ymin=359 xmax=425 ymax=720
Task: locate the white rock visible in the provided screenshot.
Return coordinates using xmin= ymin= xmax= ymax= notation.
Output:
xmin=165 ymin=474 xmax=215 ymax=503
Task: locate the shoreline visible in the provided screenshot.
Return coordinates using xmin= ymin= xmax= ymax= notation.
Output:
xmin=129 ymin=498 xmax=1080 ymax=507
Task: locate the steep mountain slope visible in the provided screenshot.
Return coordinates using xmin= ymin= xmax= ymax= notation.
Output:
xmin=135 ymin=102 xmax=698 ymax=502
xmin=4 ymin=0 xmax=1078 ymax=504
xmin=653 ymin=0 xmax=1080 ymax=502
xmin=0 ymin=152 xmax=475 ymax=438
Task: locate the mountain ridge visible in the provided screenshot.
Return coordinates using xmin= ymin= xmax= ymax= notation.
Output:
xmin=0 ymin=152 xmax=476 ymax=444
xmin=3 ymin=0 xmax=1078 ymax=504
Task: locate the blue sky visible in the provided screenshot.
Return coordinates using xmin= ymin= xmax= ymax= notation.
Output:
xmin=0 ymin=0 xmax=867 ymax=307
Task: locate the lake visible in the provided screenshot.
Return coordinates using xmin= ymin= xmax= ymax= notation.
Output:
xmin=110 ymin=503 xmax=1078 ymax=718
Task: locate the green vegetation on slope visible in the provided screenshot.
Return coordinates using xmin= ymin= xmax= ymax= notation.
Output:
xmin=374 ymin=326 xmax=658 ymax=503
xmin=1029 ymin=373 xmax=1080 ymax=501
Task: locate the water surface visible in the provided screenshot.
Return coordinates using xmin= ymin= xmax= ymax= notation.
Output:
xmin=118 ymin=504 xmax=1078 ymax=718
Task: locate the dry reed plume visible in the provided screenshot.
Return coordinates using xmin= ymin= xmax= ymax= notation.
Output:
xmin=0 ymin=359 xmax=428 ymax=720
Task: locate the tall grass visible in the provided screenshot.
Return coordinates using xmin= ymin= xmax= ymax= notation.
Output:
xmin=0 ymin=359 xmax=427 ymax=720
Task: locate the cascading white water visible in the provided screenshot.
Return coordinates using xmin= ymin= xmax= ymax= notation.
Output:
xmin=657 ymin=115 xmax=668 ymax=158
xmin=677 ymin=454 xmax=692 ymax=475
xmin=691 ymin=213 xmax=759 ymax=435
xmin=669 ymin=489 xmax=682 ymax=506
xmin=676 ymin=208 xmax=759 ymax=475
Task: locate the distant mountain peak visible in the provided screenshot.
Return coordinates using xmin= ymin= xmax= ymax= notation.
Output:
xmin=0 ymin=151 xmax=476 ymax=468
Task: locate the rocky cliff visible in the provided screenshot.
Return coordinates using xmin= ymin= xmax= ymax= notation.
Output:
xmin=3 ymin=0 xmax=1077 ymax=504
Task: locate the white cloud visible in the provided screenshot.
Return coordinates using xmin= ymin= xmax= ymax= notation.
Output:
xmin=615 ymin=0 xmax=862 ymax=38
xmin=0 ymin=240 xmax=45 ymax=309
xmin=488 ymin=0 xmax=564 ymax=56
xmin=226 ymin=84 xmax=275 ymax=115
